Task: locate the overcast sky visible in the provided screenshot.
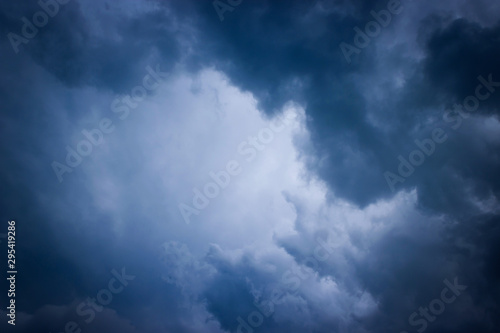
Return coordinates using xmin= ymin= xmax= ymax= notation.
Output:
xmin=0 ymin=0 xmax=499 ymax=332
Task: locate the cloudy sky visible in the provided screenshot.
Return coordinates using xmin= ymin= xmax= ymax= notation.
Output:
xmin=1 ymin=0 xmax=499 ymax=332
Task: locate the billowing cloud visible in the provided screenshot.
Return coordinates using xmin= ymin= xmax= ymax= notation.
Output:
xmin=0 ymin=0 xmax=499 ymax=332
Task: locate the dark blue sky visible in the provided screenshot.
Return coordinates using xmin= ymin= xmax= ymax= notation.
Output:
xmin=0 ymin=0 xmax=499 ymax=332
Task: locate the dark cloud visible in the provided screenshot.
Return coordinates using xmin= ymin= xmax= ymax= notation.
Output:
xmin=0 ymin=0 xmax=499 ymax=332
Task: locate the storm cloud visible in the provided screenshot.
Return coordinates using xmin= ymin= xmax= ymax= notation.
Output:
xmin=0 ymin=0 xmax=499 ymax=332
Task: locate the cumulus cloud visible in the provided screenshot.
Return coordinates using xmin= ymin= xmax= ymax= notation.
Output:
xmin=0 ymin=0 xmax=499 ymax=332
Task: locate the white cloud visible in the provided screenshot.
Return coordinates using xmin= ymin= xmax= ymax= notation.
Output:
xmin=49 ymin=67 xmax=447 ymax=330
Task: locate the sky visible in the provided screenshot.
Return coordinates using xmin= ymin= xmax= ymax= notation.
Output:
xmin=0 ymin=0 xmax=499 ymax=332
